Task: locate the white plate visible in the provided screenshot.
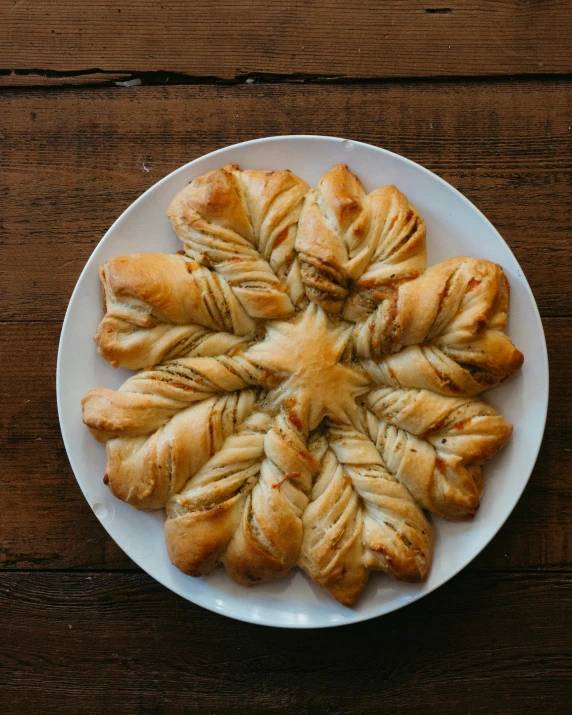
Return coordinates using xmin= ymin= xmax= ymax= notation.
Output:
xmin=57 ymin=135 xmax=548 ymax=628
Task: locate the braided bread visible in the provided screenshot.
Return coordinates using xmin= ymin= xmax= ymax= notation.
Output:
xmin=296 ymin=164 xmax=426 ymax=313
xmin=102 ymin=390 xmax=258 ymax=510
xmin=167 ymin=164 xmax=310 ymax=314
xmin=355 ymin=257 xmax=524 ymax=395
xmin=82 ymin=163 xmax=524 ymax=606
xmin=82 ymin=352 xmax=266 ymax=442
xmin=300 ymin=426 xmax=433 ymax=606
xmin=365 ymin=387 xmax=512 ymax=519
xmin=95 ymin=253 xmax=253 ymax=369
xmin=166 ymin=407 xmax=318 ymax=584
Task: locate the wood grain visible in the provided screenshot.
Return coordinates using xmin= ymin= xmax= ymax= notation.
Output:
xmin=1 ymin=1 xmax=572 ymax=81
xmin=1 ymin=318 xmax=569 ymax=571
xmin=2 ymin=81 xmax=571 ymax=321
xmin=1 ymin=2 xmax=571 ymax=711
xmin=1 ymin=570 xmax=571 ymax=714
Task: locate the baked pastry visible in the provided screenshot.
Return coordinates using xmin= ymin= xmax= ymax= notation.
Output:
xmin=95 ymin=253 xmax=250 ymax=369
xmin=296 ymin=164 xmax=427 ymax=312
xmin=167 ymin=164 xmax=309 ymax=313
xmin=354 ymin=256 xmax=524 ymax=395
xmin=300 ymin=425 xmax=433 ymax=606
xmin=82 ymin=163 xmax=523 ymax=606
xmin=365 ymin=387 xmax=512 ymax=519
xmin=95 ymin=164 xmax=428 ymax=370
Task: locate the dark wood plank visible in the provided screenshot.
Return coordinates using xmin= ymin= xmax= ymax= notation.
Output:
xmin=1 ymin=1 xmax=572 ymax=81
xmin=1 ymin=570 xmax=570 ymax=714
xmin=1 ymin=81 xmax=571 ymax=321
xmin=1 ymin=318 xmax=569 ymax=570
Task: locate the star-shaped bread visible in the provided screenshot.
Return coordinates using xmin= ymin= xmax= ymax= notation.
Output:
xmin=82 ymin=163 xmax=523 ymax=606
xmin=247 ymin=304 xmax=370 ymax=431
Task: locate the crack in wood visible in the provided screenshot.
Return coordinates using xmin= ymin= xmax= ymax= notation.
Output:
xmin=2 ymin=68 xmax=572 ymax=90
xmin=0 ymin=67 xmax=347 ymax=88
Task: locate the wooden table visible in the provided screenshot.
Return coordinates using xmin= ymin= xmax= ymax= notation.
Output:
xmin=2 ymin=2 xmax=571 ymax=712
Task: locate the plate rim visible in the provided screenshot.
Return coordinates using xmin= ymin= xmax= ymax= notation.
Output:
xmin=57 ymin=134 xmax=549 ymax=628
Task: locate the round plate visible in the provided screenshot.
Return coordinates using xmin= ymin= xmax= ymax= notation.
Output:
xmin=57 ymin=136 xmax=548 ymax=628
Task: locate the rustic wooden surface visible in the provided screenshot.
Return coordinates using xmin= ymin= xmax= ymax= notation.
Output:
xmin=1 ymin=2 xmax=571 ymax=713
xmin=2 ymin=571 xmax=571 ymax=714
xmin=2 ymin=1 xmax=572 ymax=80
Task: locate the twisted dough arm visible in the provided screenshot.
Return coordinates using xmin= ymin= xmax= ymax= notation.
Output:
xmin=355 ymin=257 xmax=524 ymax=395
xmin=102 ymin=390 xmax=258 ymax=510
xmin=82 ymin=353 xmax=269 ymax=442
xmin=96 ymin=253 xmax=254 ymax=368
xmin=295 ymin=164 xmax=426 ymax=313
xmin=167 ymin=164 xmax=310 ymax=315
xmin=165 ymin=405 xmax=319 ymax=584
xmin=365 ymin=387 xmax=513 ymax=519
xmin=299 ymin=426 xmax=433 ymax=607
xmin=97 ymin=320 xmax=245 ymax=372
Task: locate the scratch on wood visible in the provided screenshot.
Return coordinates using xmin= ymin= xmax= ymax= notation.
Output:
xmin=9 ymin=0 xmax=27 ymax=12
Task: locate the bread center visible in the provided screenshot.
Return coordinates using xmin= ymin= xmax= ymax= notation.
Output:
xmin=247 ymin=303 xmax=371 ymax=430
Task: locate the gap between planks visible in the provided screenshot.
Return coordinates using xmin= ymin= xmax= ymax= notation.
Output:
xmin=3 ymin=69 xmax=572 ymax=90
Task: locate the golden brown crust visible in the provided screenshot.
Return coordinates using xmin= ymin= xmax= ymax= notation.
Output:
xmin=81 ymin=388 xmax=185 ymax=443
xmin=165 ymin=494 xmax=247 ymax=577
xmin=82 ymin=163 xmax=524 ymax=606
xmin=365 ymin=387 xmax=513 ymax=519
xmin=95 ymin=253 xmax=253 ymax=369
xmin=356 ymin=257 xmax=524 ymax=395
xmin=299 ymin=429 xmax=433 ymax=606
xmin=102 ymin=391 xmax=257 ymax=510
xmin=82 ymin=357 xmax=265 ymax=450
xmin=167 ymin=164 xmax=310 ymax=315
xmin=165 ymin=409 xmax=318 ymax=585
xmin=295 ymin=164 xmax=427 ymax=313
